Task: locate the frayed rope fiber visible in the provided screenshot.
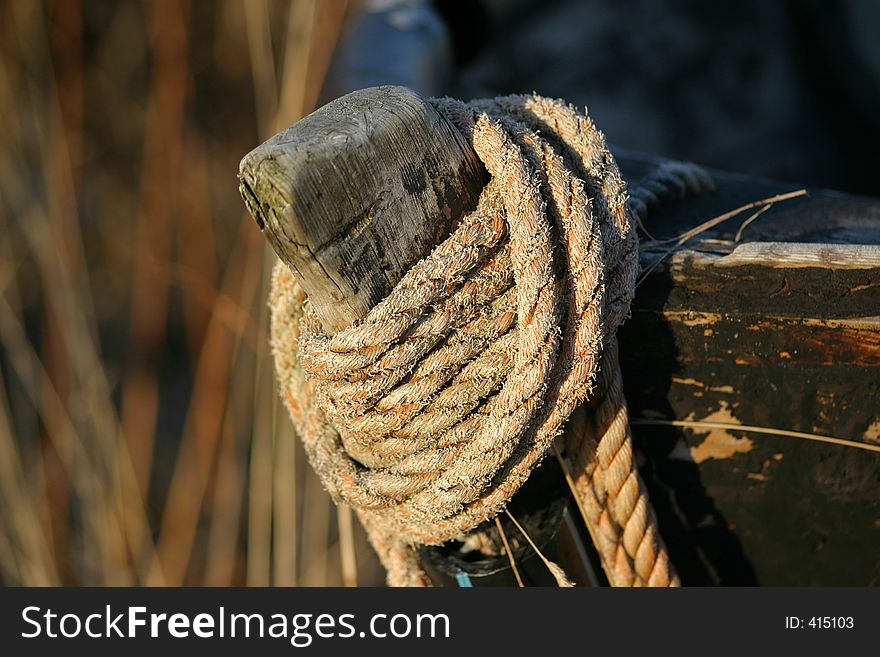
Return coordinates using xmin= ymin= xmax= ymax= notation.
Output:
xmin=270 ymin=94 xmax=679 ymax=587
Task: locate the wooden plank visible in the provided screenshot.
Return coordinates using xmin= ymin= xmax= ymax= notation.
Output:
xmin=618 ymin=167 xmax=880 ymax=585
xmin=640 ymin=245 xmax=880 ymax=322
xmin=709 ymin=242 xmax=880 ymax=269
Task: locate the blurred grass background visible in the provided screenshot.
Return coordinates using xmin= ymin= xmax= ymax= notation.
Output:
xmin=0 ymin=0 xmax=384 ymax=586
xmin=8 ymin=0 xmax=877 ymax=589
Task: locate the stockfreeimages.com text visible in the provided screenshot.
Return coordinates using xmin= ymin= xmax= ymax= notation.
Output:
xmin=21 ymin=605 xmax=450 ymax=646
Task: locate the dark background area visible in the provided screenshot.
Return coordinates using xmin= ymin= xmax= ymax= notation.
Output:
xmin=439 ymin=0 xmax=880 ymax=196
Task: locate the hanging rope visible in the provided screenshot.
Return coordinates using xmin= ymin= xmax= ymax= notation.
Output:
xmin=270 ymin=93 xmax=681 ymax=586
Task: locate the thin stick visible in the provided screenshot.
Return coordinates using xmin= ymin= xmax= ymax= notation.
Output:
xmin=551 ymin=443 xmax=610 ymax=581
xmin=635 ymin=211 xmax=659 ymax=243
xmin=203 ymin=408 xmax=245 ymax=585
xmin=631 ymin=418 xmax=880 ymax=454
xmin=734 ymin=204 xmax=771 ymax=242
xmin=504 ymin=510 xmax=574 ymax=587
xmin=272 ymin=388 xmax=297 ymax=586
xmin=300 ymin=471 xmax=332 ymax=585
xmin=274 ymin=0 xmax=316 ymax=133
xmin=637 ymin=189 xmax=808 ymax=287
xmin=246 ymin=252 xmax=275 ymax=587
xmin=494 ymin=516 xmax=524 ymax=587
xmin=644 ymin=189 xmax=808 ymax=248
xmin=244 ymin=0 xmax=278 ymax=138
xmin=337 ymin=505 xmax=358 ymax=587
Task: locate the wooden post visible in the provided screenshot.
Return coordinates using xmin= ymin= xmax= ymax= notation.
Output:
xmin=238 ymin=85 xmax=485 ymax=332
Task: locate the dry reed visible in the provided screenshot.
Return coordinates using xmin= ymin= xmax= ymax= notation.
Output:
xmin=0 ymin=0 xmax=381 ymax=588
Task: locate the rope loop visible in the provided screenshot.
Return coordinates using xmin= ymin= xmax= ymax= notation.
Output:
xmin=271 ymin=94 xmax=675 ymax=586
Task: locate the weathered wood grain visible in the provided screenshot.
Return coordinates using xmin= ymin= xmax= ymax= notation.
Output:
xmin=685 ymin=242 xmax=880 ymax=269
xmin=618 ymin=167 xmax=880 ymax=586
xmin=649 ymin=246 xmax=880 ymax=320
xmin=238 ymin=85 xmax=486 ymax=332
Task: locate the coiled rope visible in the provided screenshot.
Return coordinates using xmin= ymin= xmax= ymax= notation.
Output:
xmin=271 ymin=94 xmax=685 ymax=586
